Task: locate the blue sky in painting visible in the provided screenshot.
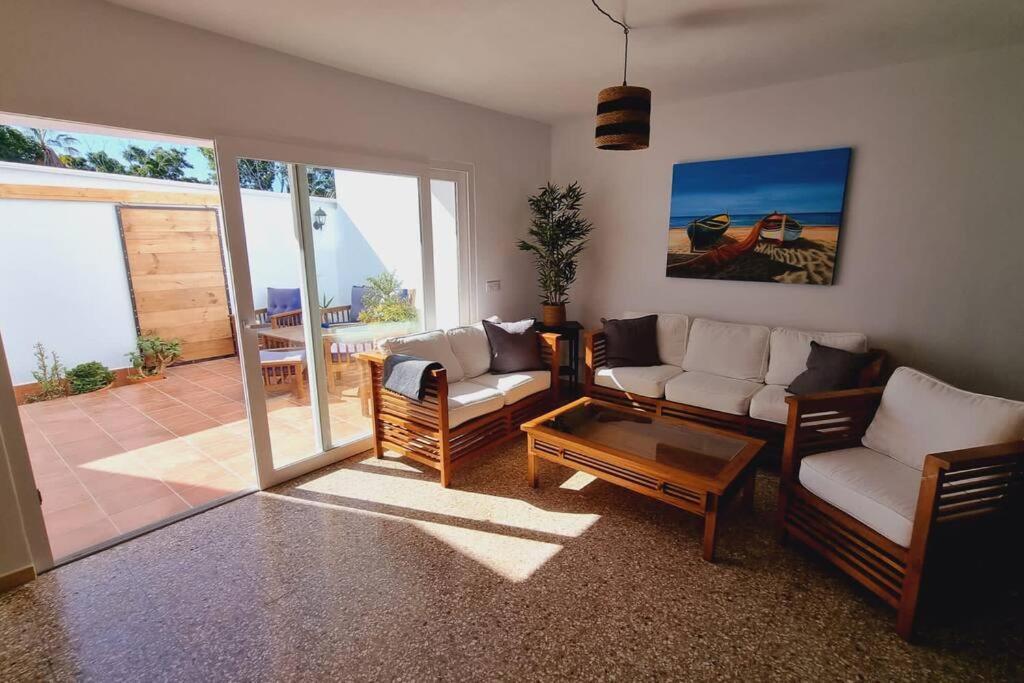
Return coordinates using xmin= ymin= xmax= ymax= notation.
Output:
xmin=670 ymin=148 xmax=851 ymax=217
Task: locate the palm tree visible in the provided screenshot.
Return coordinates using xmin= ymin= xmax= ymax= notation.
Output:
xmin=28 ymin=128 xmax=81 ymax=167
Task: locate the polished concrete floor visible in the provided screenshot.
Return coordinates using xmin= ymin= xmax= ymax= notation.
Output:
xmin=20 ymin=357 xmax=368 ymax=560
xmin=2 ymin=440 xmax=1021 ymax=681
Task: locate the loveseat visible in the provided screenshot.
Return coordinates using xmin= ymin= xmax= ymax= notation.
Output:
xmin=358 ymin=321 xmax=560 ymax=486
xmin=778 ymin=367 xmax=1024 ymax=639
xmin=583 ymin=312 xmax=885 ymax=440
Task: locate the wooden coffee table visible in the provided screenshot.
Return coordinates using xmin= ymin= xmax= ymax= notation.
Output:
xmin=521 ymin=397 xmax=764 ymax=561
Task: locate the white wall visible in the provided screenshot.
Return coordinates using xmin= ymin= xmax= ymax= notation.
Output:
xmin=552 ymin=45 xmax=1024 ymax=401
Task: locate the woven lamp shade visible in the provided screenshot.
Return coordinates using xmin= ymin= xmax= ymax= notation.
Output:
xmin=595 ymin=85 xmax=651 ymax=150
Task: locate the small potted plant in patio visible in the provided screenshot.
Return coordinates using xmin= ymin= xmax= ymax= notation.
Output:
xmin=67 ymin=361 xmax=115 ymax=395
xmin=518 ymin=181 xmax=594 ymax=325
xmin=126 ymin=335 xmax=181 ymax=382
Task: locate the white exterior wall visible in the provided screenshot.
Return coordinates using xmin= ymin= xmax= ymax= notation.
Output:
xmin=0 ymin=163 xmax=408 ymax=383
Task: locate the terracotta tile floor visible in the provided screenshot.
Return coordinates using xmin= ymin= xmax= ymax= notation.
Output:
xmin=19 ymin=356 xmax=370 ymax=561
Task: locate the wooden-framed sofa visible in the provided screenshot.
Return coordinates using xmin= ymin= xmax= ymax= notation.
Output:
xmin=583 ymin=313 xmax=885 ymax=447
xmin=358 ymin=323 xmax=561 ymax=487
xmin=778 ymin=367 xmax=1024 ymax=639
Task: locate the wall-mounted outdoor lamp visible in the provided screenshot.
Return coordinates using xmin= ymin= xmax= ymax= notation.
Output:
xmin=313 ymin=207 xmax=327 ymax=231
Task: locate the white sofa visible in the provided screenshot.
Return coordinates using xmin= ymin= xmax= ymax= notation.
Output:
xmin=379 ymin=324 xmax=553 ymax=427
xmin=359 ymin=320 xmax=560 ymax=486
xmin=779 ymin=366 xmax=1024 ymax=638
xmin=585 ymin=311 xmax=879 ymax=433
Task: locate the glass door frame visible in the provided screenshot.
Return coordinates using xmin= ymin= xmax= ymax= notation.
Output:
xmin=430 ymin=165 xmax=477 ymax=326
xmin=213 ymin=136 xmax=440 ymax=488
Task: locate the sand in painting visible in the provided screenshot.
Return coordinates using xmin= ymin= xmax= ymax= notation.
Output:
xmin=666 ymin=226 xmax=839 ymax=284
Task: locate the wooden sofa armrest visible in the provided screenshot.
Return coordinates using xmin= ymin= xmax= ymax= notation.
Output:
xmin=582 ymin=329 xmax=606 ymax=392
xmin=781 ymin=386 xmax=885 ymax=483
xmin=925 ymin=440 xmax=1024 ymax=472
xmin=355 ymin=350 xmax=448 ymax=429
xmin=537 ymin=332 xmax=562 ymax=401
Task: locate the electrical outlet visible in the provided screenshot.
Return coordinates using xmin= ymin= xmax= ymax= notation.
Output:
xmin=486 ymin=280 xmax=501 ymax=292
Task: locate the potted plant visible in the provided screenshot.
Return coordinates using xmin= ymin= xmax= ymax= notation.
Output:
xmin=67 ymin=361 xmax=115 ymax=395
xmin=126 ymin=335 xmax=182 ymax=381
xmin=358 ymin=271 xmax=418 ymax=323
xmin=518 ymin=182 xmax=594 ymax=326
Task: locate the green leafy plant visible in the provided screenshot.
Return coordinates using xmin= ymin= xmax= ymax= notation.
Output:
xmin=358 ymin=271 xmax=417 ymax=323
xmin=27 ymin=343 xmax=69 ymax=402
xmin=67 ymin=361 xmax=115 ymax=395
xmin=127 ymin=335 xmax=182 ymax=377
xmin=321 ymin=293 xmax=335 ymax=309
xmin=518 ymin=182 xmax=593 ymax=305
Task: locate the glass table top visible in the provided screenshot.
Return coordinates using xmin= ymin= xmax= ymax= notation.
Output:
xmin=541 ymin=401 xmax=750 ymax=479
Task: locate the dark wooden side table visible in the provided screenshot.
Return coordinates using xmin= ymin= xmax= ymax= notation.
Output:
xmin=533 ymin=320 xmax=583 ymax=389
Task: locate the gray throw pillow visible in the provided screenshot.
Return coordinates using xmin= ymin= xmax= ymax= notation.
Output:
xmin=602 ymin=315 xmax=660 ymax=368
xmin=787 ymin=341 xmax=871 ymax=395
xmin=482 ymin=319 xmax=544 ymax=374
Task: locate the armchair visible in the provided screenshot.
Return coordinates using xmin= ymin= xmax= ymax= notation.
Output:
xmin=778 ymin=367 xmax=1024 ymax=640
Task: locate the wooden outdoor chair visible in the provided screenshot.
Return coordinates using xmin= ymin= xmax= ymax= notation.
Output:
xmin=777 ymin=367 xmax=1024 ymax=640
xmin=259 ymin=347 xmax=307 ymax=400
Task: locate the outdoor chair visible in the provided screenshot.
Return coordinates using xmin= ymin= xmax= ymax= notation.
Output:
xmin=259 ymin=346 xmax=307 ymax=399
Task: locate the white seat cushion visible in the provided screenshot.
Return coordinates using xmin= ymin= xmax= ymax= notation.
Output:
xmin=664 ymin=371 xmax=762 ymax=416
xmin=470 ymin=370 xmax=550 ymax=405
xmin=381 ymin=330 xmax=465 ymax=383
xmin=862 ymin=367 xmax=1024 ymax=470
xmin=799 ymin=446 xmax=921 ymax=547
xmin=594 ymin=365 xmax=682 ymax=398
xmin=445 ymin=316 xmax=500 ymax=379
xmin=446 ymin=381 xmax=505 ymax=428
xmin=749 ymin=384 xmax=792 ymax=424
xmin=682 ymin=318 xmax=771 ymax=382
xmin=765 ymin=327 xmax=868 ymax=386
xmin=623 ymin=311 xmax=689 ymax=367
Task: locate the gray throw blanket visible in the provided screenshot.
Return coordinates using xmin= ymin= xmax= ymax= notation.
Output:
xmin=382 ymin=354 xmax=443 ymax=401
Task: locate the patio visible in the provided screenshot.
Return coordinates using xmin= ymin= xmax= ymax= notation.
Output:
xmin=20 ymin=356 xmax=369 ymax=560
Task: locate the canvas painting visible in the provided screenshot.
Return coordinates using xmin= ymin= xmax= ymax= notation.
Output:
xmin=665 ymin=147 xmax=852 ymax=285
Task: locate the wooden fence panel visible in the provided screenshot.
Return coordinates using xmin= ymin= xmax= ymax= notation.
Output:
xmin=118 ymin=206 xmax=235 ymax=363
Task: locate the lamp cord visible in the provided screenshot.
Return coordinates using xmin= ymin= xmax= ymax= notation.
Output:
xmin=591 ymin=0 xmax=631 ymax=86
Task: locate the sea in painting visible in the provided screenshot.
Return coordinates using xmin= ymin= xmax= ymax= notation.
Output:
xmin=665 ymin=148 xmax=852 ymax=285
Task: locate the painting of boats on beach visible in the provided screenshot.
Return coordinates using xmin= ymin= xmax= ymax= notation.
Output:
xmin=666 ymin=148 xmax=852 ymax=285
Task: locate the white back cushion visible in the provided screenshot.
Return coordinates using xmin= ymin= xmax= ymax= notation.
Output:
xmin=381 ymin=330 xmax=465 ymax=383
xmin=682 ymin=318 xmax=771 ymax=382
xmin=446 ymin=316 xmax=500 ymax=379
xmin=863 ymin=367 xmax=1024 ymax=470
xmin=765 ymin=327 xmax=868 ymax=386
xmin=623 ymin=311 xmax=689 ymax=367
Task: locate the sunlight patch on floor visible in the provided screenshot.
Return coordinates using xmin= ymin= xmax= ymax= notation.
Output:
xmin=264 ymin=492 xmax=562 ymax=582
xmin=559 ymin=471 xmax=597 ymax=491
xmin=296 ymin=466 xmax=600 ymax=538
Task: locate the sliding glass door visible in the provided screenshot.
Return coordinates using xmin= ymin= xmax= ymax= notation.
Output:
xmin=214 ymin=139 xmax=459 ymax=485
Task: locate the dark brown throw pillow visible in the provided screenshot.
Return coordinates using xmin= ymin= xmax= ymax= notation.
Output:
xmin=482 ymin=319 xmax=544 ymax=374
xmin=787 ymin=341 xmax=871 ymax=395
xmin=602 ymin=315 xmax=660 ymax=368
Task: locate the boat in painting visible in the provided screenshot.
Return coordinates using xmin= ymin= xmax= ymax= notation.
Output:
xmin=758 ymin=213 xmax=803 ymax=242
xmin=685 ymin=213 xmax=730 ymax=251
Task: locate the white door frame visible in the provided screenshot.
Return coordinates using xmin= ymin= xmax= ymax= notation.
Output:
xmin=429 ymin=164 xmax=477 ymax=325
xmin=213 ymin=136 xmax=440 ymax=488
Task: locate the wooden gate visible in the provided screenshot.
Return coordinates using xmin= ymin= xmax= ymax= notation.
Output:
xmin=117 ymin=206 xmax=235 ymax=363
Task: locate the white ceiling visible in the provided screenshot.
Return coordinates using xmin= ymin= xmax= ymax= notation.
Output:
xmin=105 ymin=0 xmax=1024 ymax=123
